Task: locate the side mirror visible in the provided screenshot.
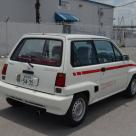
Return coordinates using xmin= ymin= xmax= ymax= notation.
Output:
xmin=123 ymin=55 xmax=129 ymax=61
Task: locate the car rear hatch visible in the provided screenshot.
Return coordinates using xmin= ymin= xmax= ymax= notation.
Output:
xmin=2 ymin=37 xmax=64 ymax=94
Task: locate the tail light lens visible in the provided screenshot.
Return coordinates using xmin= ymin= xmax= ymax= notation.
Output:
xmin=55 ymin=73 xmax=66 ymax=87
xmin=2 ymin=64 xmax=8 ymax=75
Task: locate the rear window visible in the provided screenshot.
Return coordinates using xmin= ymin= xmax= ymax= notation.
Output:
xmin=11 ymin=38 xmax=63 ymax=67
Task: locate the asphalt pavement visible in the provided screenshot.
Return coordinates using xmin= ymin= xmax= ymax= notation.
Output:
xmin=0 ymin=94 xmax=136 ymax=136
xmin=0 ymin=58 xmax=136 ymax=136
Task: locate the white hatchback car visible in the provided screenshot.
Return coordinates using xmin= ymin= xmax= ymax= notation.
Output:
xmin=0 ymin=33 xmax=136 ymax=126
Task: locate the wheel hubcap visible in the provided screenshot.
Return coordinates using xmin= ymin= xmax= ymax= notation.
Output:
xmin=131 ymin=79 xmax=136 ymax=95
xmin=72 ymin=98 xmax=86 ymax=122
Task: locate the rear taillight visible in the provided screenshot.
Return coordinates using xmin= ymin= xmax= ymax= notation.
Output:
xmin=55 ymin=73 xmax=66 ymax=87
xmin=2 ymin=64 xmax=8 ymax=75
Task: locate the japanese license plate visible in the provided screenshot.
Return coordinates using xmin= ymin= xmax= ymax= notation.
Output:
xmin=17 ymin=74 xmax=39 ymax=87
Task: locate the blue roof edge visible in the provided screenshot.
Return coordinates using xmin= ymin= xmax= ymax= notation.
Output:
xmin=86 ymin=0 xmax=115 ymax=8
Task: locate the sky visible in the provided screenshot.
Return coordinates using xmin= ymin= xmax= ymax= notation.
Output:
xmin=94 ymin=0 xmax=136 ymax=25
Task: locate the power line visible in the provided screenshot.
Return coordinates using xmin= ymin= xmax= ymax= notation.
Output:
xmin=116 ymin=0 xmax=136 ymax=8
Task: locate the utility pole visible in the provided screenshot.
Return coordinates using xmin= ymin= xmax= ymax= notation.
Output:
xmin=4 ymin=17 xmax=10 ymax=56
xmin=98 ymin=7 xmax=103 ymax=34
xmin=131 ymin=20 xmax=134 ymax=38
xmin=117 ymin=16 xmax=125 ymax=47
xmin=35 ymin=0 xmax=41 ymax=24
xmin=59 ymin=0 xmax=62 ymax=6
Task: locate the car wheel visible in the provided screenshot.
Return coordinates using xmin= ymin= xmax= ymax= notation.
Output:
xmin=6 ymin=98 xmax=25 ymax=107
xmin=126 ymin=76 xmax=136 ymax=97
xmin=65 ymin=94 xmax=88 ymax=127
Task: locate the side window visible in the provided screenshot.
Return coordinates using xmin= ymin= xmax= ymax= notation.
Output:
xmin=94 ymin=40 xmax=115 ymax=64
xmin=71 ymin=41 xmax=98 ymax=67
xmin=112 ymin=45 xmax=123 ymax=61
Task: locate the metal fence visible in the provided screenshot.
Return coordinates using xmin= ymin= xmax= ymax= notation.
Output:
xmin=121 ymin=47 xmax=136 ymax=62
xmin=71 ymin=23 xmax=113 ymax=38
xmin=0 ymin=22 xmax=115 ymax=56
xmin=0 ymin=22 xmax=63 ymax=56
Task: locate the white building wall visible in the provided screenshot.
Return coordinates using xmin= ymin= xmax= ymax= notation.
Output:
xmin=0 ymin=0 xmax=113 ymax=27
xmin=0 ymin=0 xmax=114 ymax=55
xmin=40 ymin=0 xmax=113 ymax=27
xmin=0 ymin=0 xmax=35 ymax=23
xmin=39 ymin=0 xmax=113 ymax=38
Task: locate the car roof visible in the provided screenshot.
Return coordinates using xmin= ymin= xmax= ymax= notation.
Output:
xmin=23 ymin=33 xmax=110 ymax=40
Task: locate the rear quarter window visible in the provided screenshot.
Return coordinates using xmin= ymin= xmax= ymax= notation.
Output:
xmin=71 ymin=40 xmax=98 ymax=67
xmin=11 ymin=38 xmax=63 ymax=67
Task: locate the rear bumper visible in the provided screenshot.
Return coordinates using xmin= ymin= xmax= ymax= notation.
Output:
xmin=0 ymin=81 xmax=73 ymax=115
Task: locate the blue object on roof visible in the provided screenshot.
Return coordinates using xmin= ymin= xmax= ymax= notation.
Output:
xmin=55 ymin=12 xmax=80 ymax=23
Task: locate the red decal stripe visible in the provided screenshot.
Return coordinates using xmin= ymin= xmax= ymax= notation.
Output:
xmin=106 ymin=64 xmax=133 ymax=71
xmin=82 ymin=69 xmax=101 ymax=75
xmin=73 ymin=64 xmax=136 ymax=76
xmin=77 ymin=72 xmax=82 ymax=76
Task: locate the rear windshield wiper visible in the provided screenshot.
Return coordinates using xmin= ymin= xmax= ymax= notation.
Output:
xmin=26 ymin=56 xmax=34 ymax=68
xmin=18 ymin=55 xmax=34 ymax=68
xmin=27 ymin=60 xmax=34 ymax=68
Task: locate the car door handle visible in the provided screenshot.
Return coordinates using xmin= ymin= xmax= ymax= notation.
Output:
xmin=101 ymin=67 xmax=106 ymax=72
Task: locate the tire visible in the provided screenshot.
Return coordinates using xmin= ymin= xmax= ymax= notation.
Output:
xmin=65 ymin=94 xmax=88 ymax=127
xmin=6 ymin=98 xmax=25 ymax=107
xmin=125 ymin=76 xmax=136 ymax=98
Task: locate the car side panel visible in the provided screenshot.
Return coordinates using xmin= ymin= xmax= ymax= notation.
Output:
xmin=62 ymin=39 xmax=136 ymax=106
xmin=62 ymin=39 xmax=101 ymax=103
